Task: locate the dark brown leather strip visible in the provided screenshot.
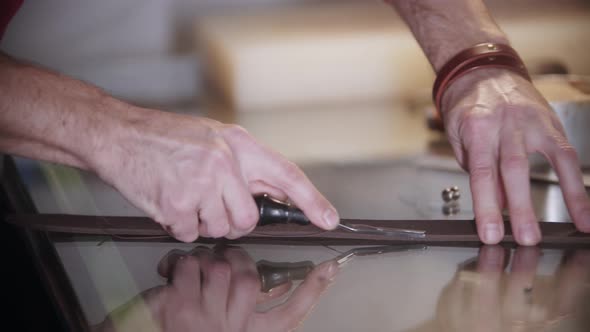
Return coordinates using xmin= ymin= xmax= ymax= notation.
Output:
xmin=5 ymin=214 xmax=590 ymax=247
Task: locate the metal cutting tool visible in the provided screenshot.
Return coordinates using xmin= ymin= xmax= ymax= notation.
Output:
xmin=255 ymin=194 xmax=426 ymax=239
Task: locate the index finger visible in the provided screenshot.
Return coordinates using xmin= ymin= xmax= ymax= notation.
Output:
xmin=220 ymin=128 xmax=339 ymax=230
xmin=467 ymin=141 xmax=505 ymax=244
xmin=268 ymin=159 xmax=339 ymax=230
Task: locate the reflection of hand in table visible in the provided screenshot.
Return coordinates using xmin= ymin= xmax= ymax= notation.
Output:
xmin=93 ymin=246 xmax=338 ymax=332
xmin=407 ymin=246 xmax=590 ymax=332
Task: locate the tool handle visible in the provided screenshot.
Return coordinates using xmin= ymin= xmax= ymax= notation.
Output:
xmin=257 ymin=260 xmax=315 ymax=292
xmin=255 ymin=194 xmax=311 ymax=226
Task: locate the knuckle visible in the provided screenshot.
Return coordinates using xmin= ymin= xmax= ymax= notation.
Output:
xmin=234 ymin=271 xmax=261 ymax=292
xmin=458 ymin=116 xmax=499 ymax=152
xmin=222 ymin=124 xmax=251 ymax=140
xmin=231 ymin=213 xmax=258 ymax=233
xmin=509 ymin=205 xmax=534 ymax=218
xmin=208 ymin=222 xmax=230 ymax=239
xmin=570 ymin=192 xmax=590 ymax=210
xmin=544 ymin=127 xmax=569 ymax=147
xmin=154 ymin=211 xmax=188 ymax=228
xmin=459 ymin=112 xmax=493 ymax=138
xmin=549 ymin=114 xmax=567 ymax=134
xmin=554 ymin=142 xmax=579 ymax=161
xmin=469 ymin=165 xmax=495 ymax=183
xmin=167 ymin=196 xmax=196 ymax=215
xmin=281 ymin=161 xmax=305 ymax=184
xmin=238 ymin=206 xmax=260 ymax=229
xmin=208 ymin=261 xmax=231 ymax=277
xmin=504 ymin=104 xmax=535 ymax=120
xmin=164 ymin=220 xmax=200 ymax=243
xmin=207 ymin=145 xmax=233 ymax=168
xmin=501 ymin=154 xmax=529 ymax=172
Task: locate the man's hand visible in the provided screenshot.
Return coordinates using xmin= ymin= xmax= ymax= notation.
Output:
xmin=390 ymin=0 xmax=590 ymax=245
xmin=92 ymin=109 xmax=339 ymax=242
xmin=0 ymin=52 xmax=339 ymax=242
xmin=440 ymin=69 xmax=590 ymax=245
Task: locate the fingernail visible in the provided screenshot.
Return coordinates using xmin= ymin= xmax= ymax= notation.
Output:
xmin=323 ymin=208 xmax=339 ymax=228
xmin=483 ymin=224 xmax=502 ymax=244
xmin=319 ymin=261 xmax=339 ymax=282
xmin=519 ymin=224 xmax=540 ymax=246
xmin=326 ymin=261 xmax=339 ymax=278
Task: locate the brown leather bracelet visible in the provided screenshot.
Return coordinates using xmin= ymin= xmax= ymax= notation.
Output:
xmin=432 ymin=43 xmax=531 ymax=122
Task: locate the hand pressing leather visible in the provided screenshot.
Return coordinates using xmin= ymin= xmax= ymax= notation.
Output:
xmin=441 ymin=68 xmax=590 ymax=245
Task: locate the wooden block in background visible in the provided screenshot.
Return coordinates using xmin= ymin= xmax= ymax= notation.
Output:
xmin=195 ymin=2 xmax=432 ymax=111
xmin=195 ymin=2 xmax=590 ymax=112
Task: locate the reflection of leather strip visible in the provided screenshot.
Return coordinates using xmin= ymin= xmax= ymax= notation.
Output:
xmin=5 ymin=214 xmax=589 ymax=247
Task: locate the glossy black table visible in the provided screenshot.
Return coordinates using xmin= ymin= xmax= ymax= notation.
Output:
xmin=3 ymin=152 xmax=589 ymax=331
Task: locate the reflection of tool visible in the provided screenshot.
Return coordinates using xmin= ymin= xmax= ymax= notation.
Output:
xmin=256 ymin=244 xmax=426 ymax=292
xmin=257 ymin=260 xmax=315 ymax=292
xmin=255 ymin=194 xmax=426 ymax=239
xmin=332 ymin=244 xmax=426 ymax=266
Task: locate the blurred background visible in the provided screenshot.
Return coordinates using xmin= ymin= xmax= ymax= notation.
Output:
xmin=2 ymin=0 xmax=590 ymax=165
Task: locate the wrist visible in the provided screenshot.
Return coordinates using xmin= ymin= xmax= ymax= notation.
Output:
xmin=440 ymin=67 xmax=526 ymax=115
xmin=432 ymin=33 xmax=510 ymax=72
xmin=76 ymin=97 xmax=140 ymax=175
xmin=432 ymin=42 xmax=530 ymax=121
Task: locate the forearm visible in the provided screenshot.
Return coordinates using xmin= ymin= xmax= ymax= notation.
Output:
xmin=0 ymin=52 xmax=130 ymax=170
xmin=388 ymin=0 xmax=510 ymax=71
